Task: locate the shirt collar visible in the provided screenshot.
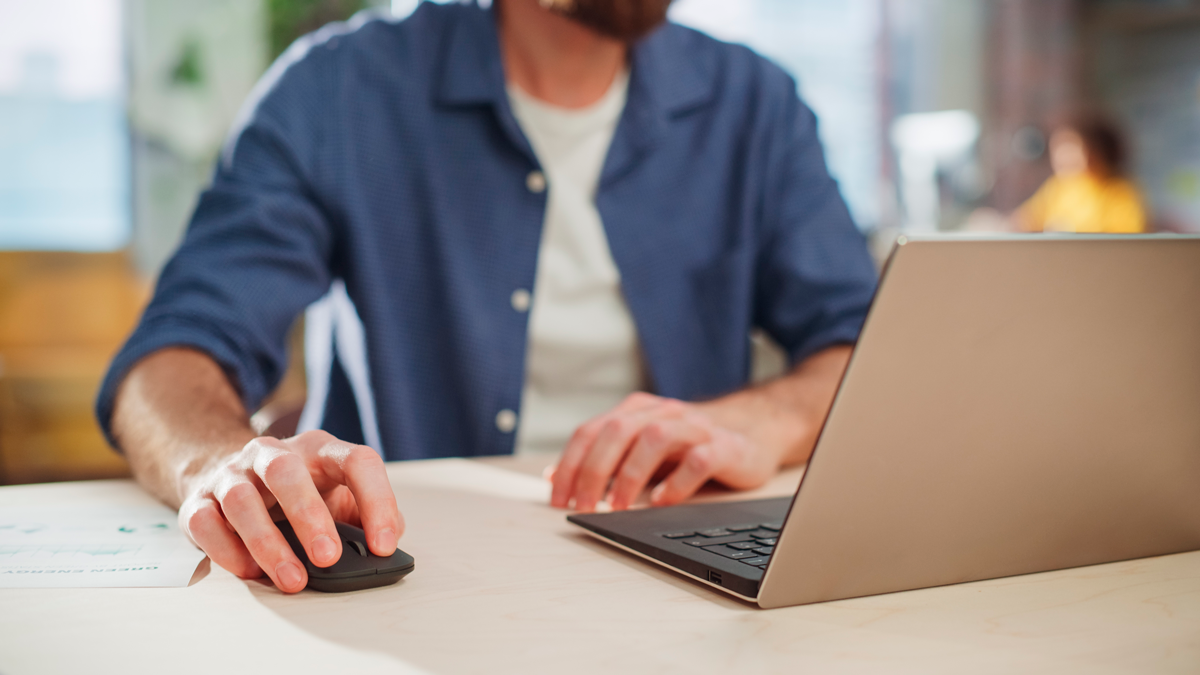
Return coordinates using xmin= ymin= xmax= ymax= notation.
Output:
xmin=434 ymin=3 xmax=715 ymax=117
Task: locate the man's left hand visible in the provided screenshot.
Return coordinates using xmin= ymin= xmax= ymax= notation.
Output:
xmin=548 ymin=345 xmax=853 ymax=512
xmin=548 ymin=393 xmax=783 ymax=512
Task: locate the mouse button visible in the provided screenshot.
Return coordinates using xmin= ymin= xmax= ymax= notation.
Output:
xmin=375 ymin=549 xmax=415 ymax=574
xmin=310 ymin=569 xmax=378 ymax=581
xmin=317 ymin=546 xmax=382 ymax=577
xmin=308 ymin=558 xmax=379 ymax=579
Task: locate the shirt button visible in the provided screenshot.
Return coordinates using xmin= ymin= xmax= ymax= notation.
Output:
xmin=526 ymin=170 xmax=547 ymax=194
xmin=510 ymin=288 xmax=531 ymax=313
xmin=495 ymin=409 xmax=518 ymax=434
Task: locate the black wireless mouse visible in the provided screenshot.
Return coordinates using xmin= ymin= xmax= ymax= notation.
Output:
xmin=275 ymin=519 xmax=415 ymax=593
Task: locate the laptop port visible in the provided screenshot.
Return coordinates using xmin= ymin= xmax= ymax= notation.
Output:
xmin=708 ymin=570 xmax=723 ymax=585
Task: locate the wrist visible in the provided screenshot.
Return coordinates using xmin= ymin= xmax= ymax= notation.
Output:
xmin=692 ymin=393 xmax=805 ymax=469
xmin=172 ymin=435 xmax=255 ymax=507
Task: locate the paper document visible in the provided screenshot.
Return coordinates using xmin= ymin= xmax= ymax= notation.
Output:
xmin=0 ymin=505 xmax=206 ymax=588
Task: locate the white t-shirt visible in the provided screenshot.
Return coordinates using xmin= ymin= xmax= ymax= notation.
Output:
xmin=507 ymin=70 xmax=645 ymax=455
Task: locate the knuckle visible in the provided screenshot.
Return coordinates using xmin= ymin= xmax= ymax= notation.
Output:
xmin=565 ymin=423 xmax=600 ymax=453
xmin=297 ymin=429 xmax=333 ymax=443
xmin=244 ymin=435 xmax=284 ymax=458
xmin=643 ymin=421 xmax=670 ymax=446
xmin=260 ymin=451 xmax=302 ymax=484
xmin=220 ymin=481 xmax=260 ymax=510
xmin=296 ymin=501 xmax=331 ymax=527
xmin=291 ymin=429 xmax=335 ymax=452
xmin=220 ymin=449 xmax=251 ymax=475
xmin=344 ymin=445 xmax=383 ymax=473
xmin=578 ymin=465 xmax=605 ymax=485
xmin=186 ymin=502 xmax=221 ymax=533
xmin=601 ymin=417 xmax=629 ymax=438
xmin=658 ymin=399 xmax=687 ymax=416
xmin=244 ymin=532 xmax=284 ymax=560
xmin=685 ymin=411 xmax=715 ymax=432
xmin=685 ymin=447 xmax=714 ymax=474
xmin=569 ymin=423 xmax=595 ymax=446
xmin=614 ymin=465 xmax=642 ymax=488
xmin=350 ymin=444 xmax=384 ymax=465
xmin=362 ymin=493 xmax=398 ymax=519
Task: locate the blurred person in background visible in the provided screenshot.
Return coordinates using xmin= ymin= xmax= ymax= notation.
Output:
xmin=1015 ymin=114 xmax=1148 ymax=234
xmin=97 ymin=0 xmax=876 ymax=593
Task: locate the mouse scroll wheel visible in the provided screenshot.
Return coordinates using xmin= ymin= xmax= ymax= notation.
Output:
xmin=345 ymin=539 xmax=368 ymax=557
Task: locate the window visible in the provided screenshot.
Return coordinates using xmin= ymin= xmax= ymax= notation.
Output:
xmin=670 ymin=0 xmax=882 ymax=231
xmin=0 ymin=0 xmax=129 ymax=251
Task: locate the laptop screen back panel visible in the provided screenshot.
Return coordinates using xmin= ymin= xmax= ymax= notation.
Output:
xmin=761 ymin=236 xmax=1200 ymax=608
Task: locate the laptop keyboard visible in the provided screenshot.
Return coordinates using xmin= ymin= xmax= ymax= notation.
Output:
xmin=662 ymin=522 xmax=782 ymax=569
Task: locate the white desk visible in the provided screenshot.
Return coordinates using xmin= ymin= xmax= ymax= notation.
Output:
xmin=2 ymin=457 xmax=1198 ymax=674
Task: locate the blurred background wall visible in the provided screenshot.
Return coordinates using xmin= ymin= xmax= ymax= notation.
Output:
xmin=0 ymin=0 xmax=1198 ymax=484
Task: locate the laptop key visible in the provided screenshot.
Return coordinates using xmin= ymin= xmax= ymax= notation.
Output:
xmin=728 ymin=541 xmax=759 ymax=550
xmin=740 ymin=556 xmax=770 ymax=567
xmin=747 ymin=530 xmax=777 ymax=539
xmin=662 ymin=532 xmax=696 ymax=539
xmin=759 ymin=522 xmax=783 ymax=531
xmin=753 ymin=546 xmax=775 ymax=555
xmin=725 ymin=524 xmax=759 ymax=532
xmin=702 ymin=545 xmax=757 ymax=560
xmin=757 ymin=538 xmax=778 ymax=546
xmin=683 ymin=533 xmax=754 ymax=547
xmin=697 ymin=528 xmax=732 ymax=538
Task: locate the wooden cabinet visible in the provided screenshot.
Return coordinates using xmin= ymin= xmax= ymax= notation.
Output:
xmin=0 ymin=252 xmax=146 ymax=484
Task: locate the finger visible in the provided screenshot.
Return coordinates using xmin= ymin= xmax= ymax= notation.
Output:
xmin=573 ymin=400 xmax=691 ymax=512
xmin=608 ymin=420 xmax=709 ymax=510
xmin=323 ymin=485 xmax=361 ymax=526
xmin=571 ymin=416 xmax=647 ymax=512
xmin=551 ymin=393 xmax=663 ymax=508
xmin=251 ymin=439 xmax=341 ymax=568
xmin=216 ymin=479 xmax=307 ymax=593
xmin=317 ymin=443 xmax=403 ymax=556
xmin=551 ymin=416 xmax=607 ymax=508
xmin=650 ymin=443 xmax=724 ymax=507
xmin=180 ymin=496 xmax=261 ymax=579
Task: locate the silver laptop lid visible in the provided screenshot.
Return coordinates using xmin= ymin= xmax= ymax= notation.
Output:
xmin=760 ymin=235 xmax=1200 ymax=608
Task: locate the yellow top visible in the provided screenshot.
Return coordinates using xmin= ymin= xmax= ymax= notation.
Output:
xmin=1019 ymin=173 xmax=1147 ymax=234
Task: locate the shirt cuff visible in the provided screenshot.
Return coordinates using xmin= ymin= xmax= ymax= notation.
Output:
xmin=94 ymin=316 xmax=270 ymax=450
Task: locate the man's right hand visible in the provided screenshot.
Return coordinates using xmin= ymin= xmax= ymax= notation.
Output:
xmin=178 ymin=430 xmax=403 ymax=594
xmin=110 ymin=348 xmax=403 ymax=595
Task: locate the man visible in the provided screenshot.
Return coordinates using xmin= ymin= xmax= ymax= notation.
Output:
xmin=98 ymin=0 xmax=877 ymax=594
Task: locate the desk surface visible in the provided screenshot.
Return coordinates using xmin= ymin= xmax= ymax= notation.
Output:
xmin=1 ymin=457 xmax=1198 ymax=675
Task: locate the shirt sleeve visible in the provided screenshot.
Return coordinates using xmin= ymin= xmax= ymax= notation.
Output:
xmin=95 ymin=55 xmax=337 ymax=447
xmin=753 ymin=81 xmax=878 ymax=366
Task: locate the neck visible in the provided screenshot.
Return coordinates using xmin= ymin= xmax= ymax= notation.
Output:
xmin=496 ymin=0 xmax=627 ymax=108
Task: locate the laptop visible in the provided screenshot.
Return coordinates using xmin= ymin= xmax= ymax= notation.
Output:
xmin=568 ymin=235 xmax=1200 ymax=608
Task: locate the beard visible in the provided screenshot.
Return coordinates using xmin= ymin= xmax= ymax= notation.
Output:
xmin=545 ymin=0 xmax=674 ymax=43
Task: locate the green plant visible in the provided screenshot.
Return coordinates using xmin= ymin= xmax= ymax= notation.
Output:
xmin=268 ymin=0 xmax=376 ymax=60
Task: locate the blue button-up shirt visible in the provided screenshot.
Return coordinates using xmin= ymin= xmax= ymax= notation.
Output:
xmin=97 ymin=2 xmax=878 ymax=461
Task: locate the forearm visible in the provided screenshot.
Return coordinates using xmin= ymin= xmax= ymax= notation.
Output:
xmin=110 ymin=348 xmax=258 ymax=509
xmin=695 ymin=344 xmax=852 ymax=468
